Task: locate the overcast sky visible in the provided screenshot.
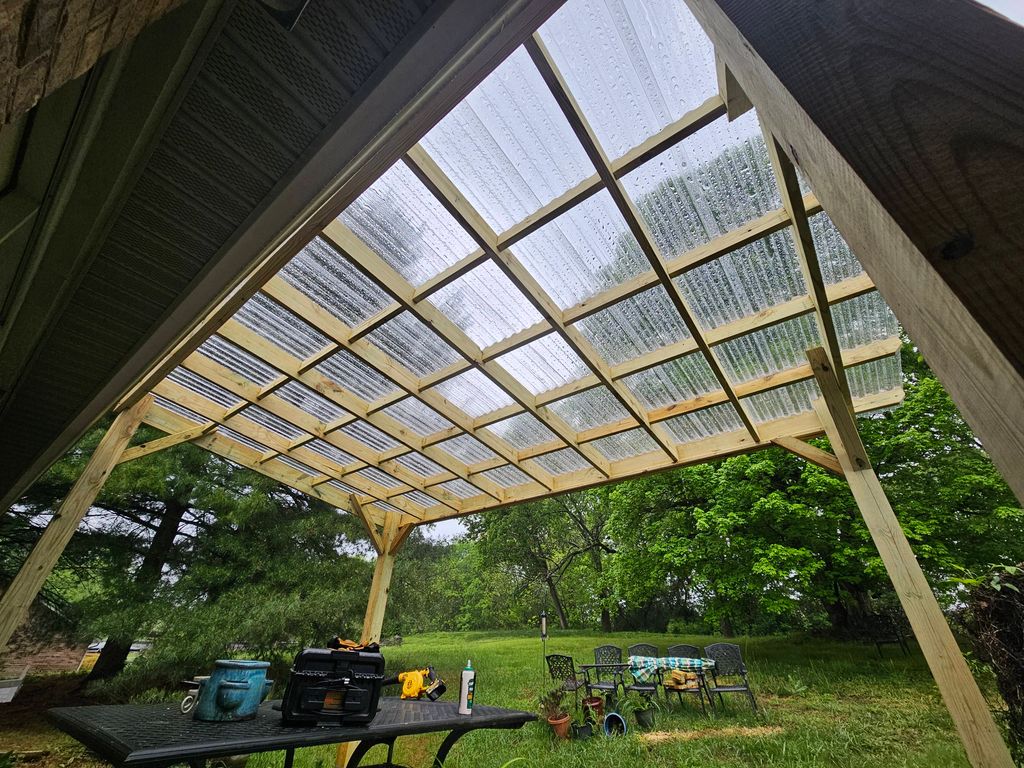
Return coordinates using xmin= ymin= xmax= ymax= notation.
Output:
xmin=419 ymin=518 xmax=468 ymax=541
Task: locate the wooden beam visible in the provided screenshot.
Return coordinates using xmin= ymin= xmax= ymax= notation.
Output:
xmin=116 ymin=423 xmax=215 ymax=464
xmin=716 ymin=51 xmax=752 ymax=120
xmin=771 ymin=436 xmax=843 ymax=476
xmin=350 ymin=495 xmax=384 ymax=555
xmin=682 ymin=0 xmax=1024 ymax=507
xmin=0 ymin=395 xmax=151 ymax=651
xmin=808 ymin=345 xmax=1012 ymax=768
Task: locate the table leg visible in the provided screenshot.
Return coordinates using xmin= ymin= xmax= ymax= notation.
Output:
xmin=283 ymin=748 xmax=295 ymax=768
xmin=433 ymin=730 xmax=469 ymax=768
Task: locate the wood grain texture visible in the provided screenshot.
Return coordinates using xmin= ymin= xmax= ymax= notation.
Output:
xmin=0 ymin=395 xmax=151 ymax=651
xmin=684 ymin=0 xmax=1024 ymax=508
xmin=809 ymin=348 xmax=1012 ymax=768
xmin=2 ymin=0 xmax=189 ymax=124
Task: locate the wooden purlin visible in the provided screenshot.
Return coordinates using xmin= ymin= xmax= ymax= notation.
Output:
xmin=259 ymin=277 xmax=552 ymax=493
xmin=526 ymin=34 xmax=762 ymax=443
xmin=414 ymin=387 xmax=905 ymax=523
xmin=322 ymin=221 xmax=610 ymax=479
xmin=149 ymin=379 xmax=435 ymax=521
xmin=175 ymin=348 xmax=465 ymax=513
xmin=763 ymin=127 xmax=851 ymax=401
xmin=403 ymin=146 xmax=678 ymax=461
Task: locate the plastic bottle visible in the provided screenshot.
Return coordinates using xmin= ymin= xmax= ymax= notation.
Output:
xmin=458 ymin=659 xmax=475 ymax=715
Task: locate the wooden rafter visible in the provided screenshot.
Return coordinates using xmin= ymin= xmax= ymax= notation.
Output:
xmin=527 ymin=34 xmax=761 ymax=442
xmin=403 ymin=146 xmax=678 ymax=461
xmin=117 ymin=422 xmax=215 ymax=464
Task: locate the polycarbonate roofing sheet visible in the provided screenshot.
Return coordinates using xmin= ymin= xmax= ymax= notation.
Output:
xmin=340 ymin=162 xmax=478 ymax=288
xmin=623 ymin=110 xmax=780 ymax=259
xmin=575 ymin=285 xmax=691 ymax=365
xmin=147 ymin=0 xmax=905 ymax=523
xmin=539 ymin=0 xmax=717 ymax=160
xmin=421 ymin=46 xmax=596 ymax=233
xmin=674 ymin=229 xmax=806 ymax=329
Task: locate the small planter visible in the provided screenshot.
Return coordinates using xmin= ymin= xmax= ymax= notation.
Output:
xmin=635 ymin=706 xmax=656 ymax=731
xmin=570 ymin=721 xmax=594 ymax=740
xmin=582 ymin=695 xmax=604 ymax=721
xmin=548 ymin=713 xmax=571 ymax=740
xmin=603 ymin=711 xmax=627 ymax=736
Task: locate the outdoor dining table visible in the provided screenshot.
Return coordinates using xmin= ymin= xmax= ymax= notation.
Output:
xmin=49 ymin=697 xmax=536 ymax=768
xmin=581 ymin=656 xmax=715 ymax=684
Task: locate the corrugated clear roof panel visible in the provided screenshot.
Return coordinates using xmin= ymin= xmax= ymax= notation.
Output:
xmin=674 ymin=229 xmax=806 ymax=330
xmin=280 ymin=237 xmax=392 ymax=326
xmin=574 ymin=285 xmax=691 ymax=365
xmin=380 ymin=398 xmax=453 ymax=437
xmin=339 ymin=162 xmax=478 ymax=287
xmin=623 ymin=111 xmax=780 ymax=259
xmin=511 ymin=190 xmax=648 ymax=310
xmin=216 ymin=426 xmax=269 ymax=454
xmin=275 ymin=380 xmax=346 ymax=423
xmin=716 ymin=313 xmax=820 ymax=384
xmin=430 ymin=369 xmax=515 ymax=418
xmin=371 ymin=501 xmax=402 ymax=515
xmin=531 ymin=448 xmax=589 ymax=475
xmin=366 ymin=312 xmax=462 ymax=377
xmin=198 ymin=335 xmax=278 ymax=387
xmin=235 ymin=293 xmax=328 ymax=360
xmin=549 ymin=387 xmax=630 ymax=431
xmin=239 ymin=405 xmax=305 ymax=441
xmin=496 ymin=333 xmax=590 ymax=395
xmin=303 ymin=438 xmax=356 ymax=466
xmin=167 ymin=367 xmax=241 ymax=409
xmin=743 ymin=379 xmax=821 ymax=423
xmin=394 ymin=452 xmax=446 ymax=478
xmin=662 ymin=402 xmax=744 ymax=443
xmin=484 ymin=412 xmax=558 ymax=450
xmin=421 ymin=46 xmax=595 ymax=233
xmin=276 ymin=456 xmax=318 ymax=476
xmin=436 ymin=434 xmax=498 ymax=465
xmin=153 ymin=395 xmax=206 ymax=424
xmin=427 ymin=260 xmax=544 ymax=348
xmin=482 ymin=464 xmax=533 ymax=488
xmin=315 ymin=349 xmax=399 ymax=403
xmin=831 ymin=292 xmax=898 ymax=350
xmin=400 ymin=490 xmax=439 ymax=509
xmin=340 ymin=420 xmax=401 ymax=452
xmin=327 ymin=479 xmax=359 ymax=495
xmin=440 ymin=479 xmax=481 ymax=499
xmin=591 ymin=427 xmax=660 ymax=460
xmin=539 ymin=0 xmax=716 ymax=160
xmin=809 ymin=211 xmax=864 ymax=285
xmin=847 ymin=354 xmax=903 ymax=399
xmin=623 ymin=352 xmax=720 ymax=409
xmin=357 ymin=467 xmax=403 ymax=489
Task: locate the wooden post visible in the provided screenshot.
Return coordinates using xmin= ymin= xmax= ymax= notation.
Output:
xmin=0 ymin=396 xmax=151 ymax=651
xmin=807 ymin=347 xmax=1013 ymax=768
xmin=337 ymin=512 xmax=411 ymax=768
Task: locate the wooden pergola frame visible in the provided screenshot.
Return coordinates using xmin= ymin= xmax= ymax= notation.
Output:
xmin=2 ymin=2 xmax=1016 ymax=766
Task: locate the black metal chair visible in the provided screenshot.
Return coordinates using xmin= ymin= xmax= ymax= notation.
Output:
xmin=861 ymin=613 xmax=911 ymax=658
xmin=703 ymin=642 xmax=758 ymax=714
xmin=588 ymin=644 xmax=623 ymax=699
xmin=545 ymin=654 xmax=585 ymax=710
xmin=624 ymin=643 xmax=660 ymax=697
xmin=663 ymin=643 xmax=712 ymax=714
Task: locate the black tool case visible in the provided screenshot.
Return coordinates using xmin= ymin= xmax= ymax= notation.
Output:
xmin=279 ymin=647 xmax=386 ymax=726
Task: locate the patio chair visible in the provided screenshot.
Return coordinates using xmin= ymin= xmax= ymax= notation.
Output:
xmin=663 ymin=643 xmax=711 ymax=714
xmin=703 ymin=642 xmax=758 ymax=714
xmin=861 ymin=613 xmax=910 ymax=658
xmin=624 ymin=643 xmax=661 ymax=698
xmin=545 ymin=654 xmax=585 ymax=710
xmin=588 ymin=644 xmax=623 ymax=699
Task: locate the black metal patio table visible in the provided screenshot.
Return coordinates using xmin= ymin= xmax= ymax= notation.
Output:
xmin=49 ymin=698 xmax=536 ymax=768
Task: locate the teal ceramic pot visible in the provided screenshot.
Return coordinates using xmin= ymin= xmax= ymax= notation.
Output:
xmin=193 ymin=660 xmax=273 ymax=722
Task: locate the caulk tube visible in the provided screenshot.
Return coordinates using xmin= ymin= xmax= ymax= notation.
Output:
xmin=458 ymin=659 xmax=476 ymax=715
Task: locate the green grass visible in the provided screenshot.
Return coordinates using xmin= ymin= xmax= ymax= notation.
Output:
xmin=242 ymin=631 xmax=971 ymax=768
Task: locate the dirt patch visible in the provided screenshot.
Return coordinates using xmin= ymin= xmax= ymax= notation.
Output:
xmin=640 ymin=725 xmax=784 ymax=744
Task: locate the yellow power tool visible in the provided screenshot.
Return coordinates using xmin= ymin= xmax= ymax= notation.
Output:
xmin=383 ymin=666 xmax=447 ymax=701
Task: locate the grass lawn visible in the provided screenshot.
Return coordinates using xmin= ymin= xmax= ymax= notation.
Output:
xmin=2 ymin=631 xmax=983 ymax=768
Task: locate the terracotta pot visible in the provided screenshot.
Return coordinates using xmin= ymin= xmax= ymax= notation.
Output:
xmin=582 ymin=695 xmax=604 ymax=721
xmin=547 ymin=713 xmax=571 ymax=740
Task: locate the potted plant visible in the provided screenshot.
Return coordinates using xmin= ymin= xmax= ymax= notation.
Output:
xmin=616 ymin=691 xmax=659 ymax=731
xmin=571 ymin=700 xmax=598 ymax=740
xmin=538 ymin=689 xmax=570 ymax=740
xmin=581 ymin=694 xmax=604 ymax=721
